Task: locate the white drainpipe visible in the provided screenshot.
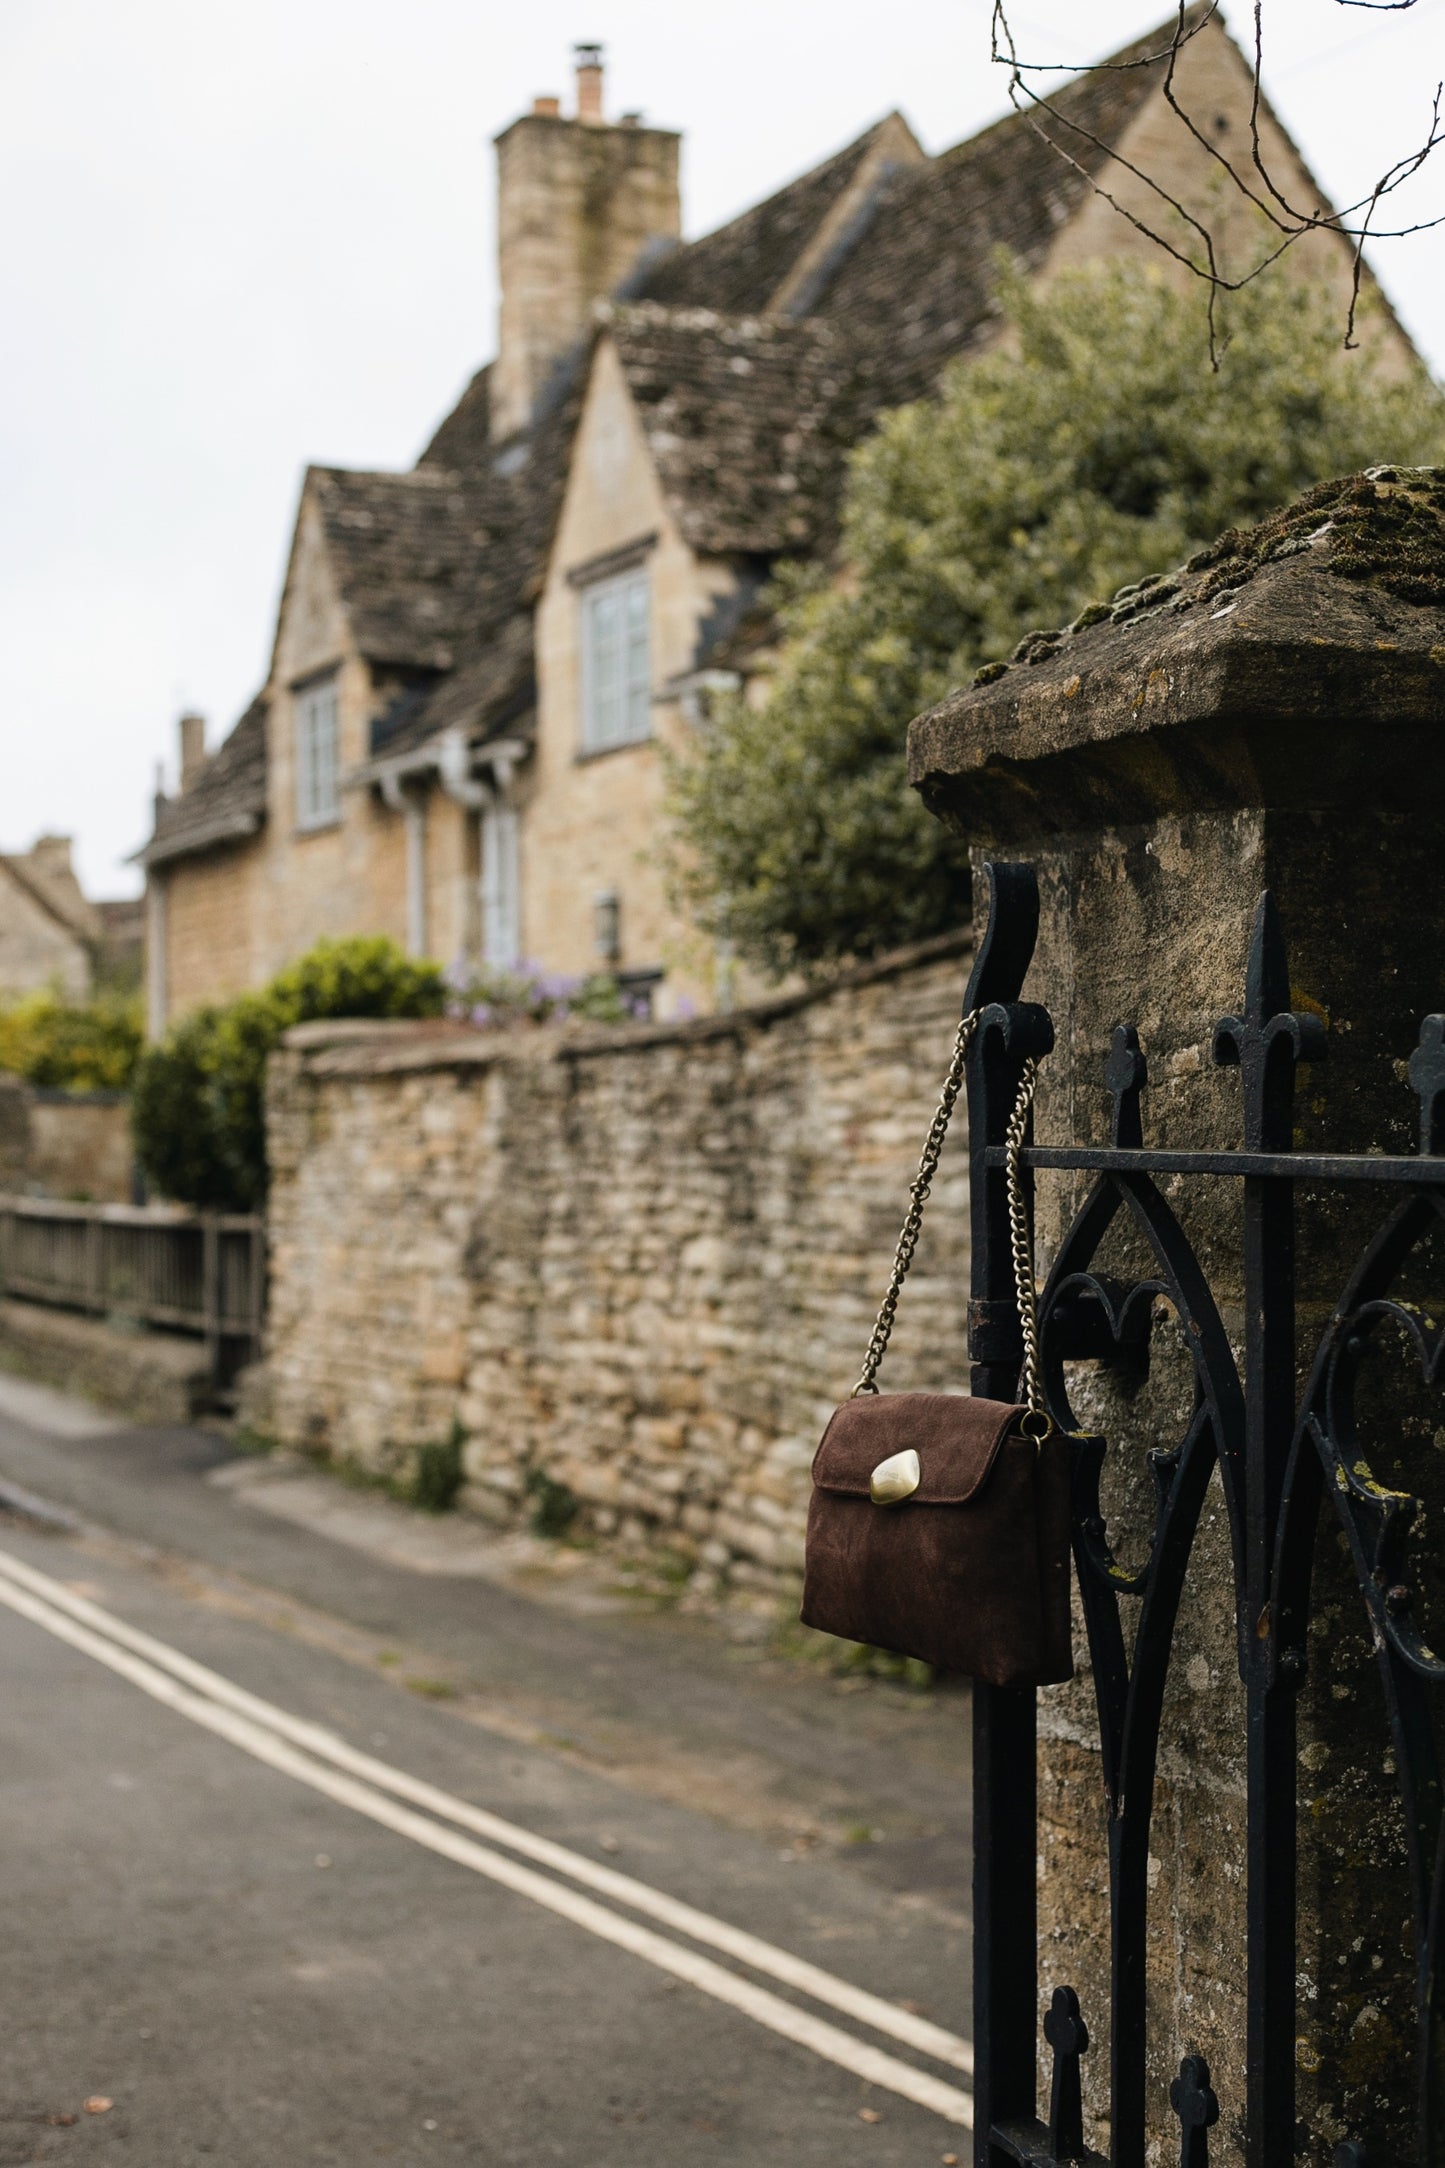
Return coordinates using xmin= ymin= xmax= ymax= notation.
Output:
xmin=379 ymin=772 xmax=429 ymax=958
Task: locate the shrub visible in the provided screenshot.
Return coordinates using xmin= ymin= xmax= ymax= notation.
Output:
xmin=128 ymin=1006 xmax=237 ymax=1208
xmin=0 ymin=989 xmax=143 ymax=1093
xmin=132 ymin=937 xmax=445 ymax=1210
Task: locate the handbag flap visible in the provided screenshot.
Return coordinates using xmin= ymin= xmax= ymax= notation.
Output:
xmin=812 ymin=1393 xmax=1024 ymax=1504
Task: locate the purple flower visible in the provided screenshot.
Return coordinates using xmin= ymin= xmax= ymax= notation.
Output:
xmin=471 ymin=1002 xmax=495 ymax=1027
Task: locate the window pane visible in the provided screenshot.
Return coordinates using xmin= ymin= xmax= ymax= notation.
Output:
xmin=296 ymin=697 xmax=313 ymax=826
xmin=591 ymin=589 xmax=621 ymax=748
xmin=624 ymin=575 xmax=650 ymax=741
xmin=296 ymin=680 xmax=339 ymax=827
xmin=317 ymin=686 xmax=338 ymax=817
xmin=582 ymin=570 xmax=650 ymax=750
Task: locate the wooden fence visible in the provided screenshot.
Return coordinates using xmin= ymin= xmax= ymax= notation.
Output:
xmin=0 ymin=1195 xmax=265 ymax=1375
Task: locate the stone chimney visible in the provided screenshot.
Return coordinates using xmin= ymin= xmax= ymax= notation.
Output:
xmin=178 ymin=711 xmax=206 ymax=791
xmin=491 ymin=44 xmax=680 ymax=440
xmin=575 ymin=42 xmax=604 ymax=124
xmin=28 ymin=834 xmax=73 ymax=881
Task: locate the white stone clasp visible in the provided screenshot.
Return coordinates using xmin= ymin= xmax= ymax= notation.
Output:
xmin=869 ymin=1448 xmax=921 ymax=1506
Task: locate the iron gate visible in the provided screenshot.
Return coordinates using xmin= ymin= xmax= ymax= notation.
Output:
xmin=963 ymin=863 xmax=1444 ymax=2168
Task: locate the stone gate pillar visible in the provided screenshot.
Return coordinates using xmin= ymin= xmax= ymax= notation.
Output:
xmin=907 ymin=468 xmax=1445 ymax=2162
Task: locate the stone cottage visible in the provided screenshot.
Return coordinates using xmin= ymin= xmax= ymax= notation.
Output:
xmin=137 ymin=12 xmax=1412 ymax=1030
xmin=0 ymin=836 xmax=142 ymax=1002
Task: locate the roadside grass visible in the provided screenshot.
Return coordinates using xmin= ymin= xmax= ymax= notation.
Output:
xmin=770 ymin=1610 xmax=937 ymax=1691
xmin=524 ymin=1466 xmax=579 ymax=1538
xmin=229 ymin=1423 xmax=278 ymax=1457
xmin=602 ymin=1546 xmax=696 ymax=1611
xmin=288 ymin=1421 xmax=467 ymax=1514
xmin=222 ymin=1421 xmax=937 ymax=1693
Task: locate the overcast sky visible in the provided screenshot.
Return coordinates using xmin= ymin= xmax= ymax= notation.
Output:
xmin=3 ymin=0 xmax=1442 ymax=898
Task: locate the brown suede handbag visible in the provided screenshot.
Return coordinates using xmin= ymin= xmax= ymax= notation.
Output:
xmin=800 ymin=1015 xmax=1076 ymax=1688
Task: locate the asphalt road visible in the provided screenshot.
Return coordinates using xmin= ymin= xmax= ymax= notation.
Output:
xmin=0 ymin=1375 xmax=976 ymax=2166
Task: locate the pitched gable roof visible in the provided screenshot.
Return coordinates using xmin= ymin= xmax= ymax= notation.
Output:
xmin=608 ymin=306 xmax=858 ymax=557
xmin=805 ymin=31 xmax=1185 ymax=409
xmin=353 ymin=375 xmax=590 ymax=769
xmin=309 ymin=466 xmax=500 ymax=673
xmin=587 ymin=14 xmax=1238 ymax=574
xmin=1 ymin=837 xmax=102 ymax=945
xmin=0 ymin=855 xmax=93 ymax=951
xmin=635 ymin=121 xmax=890 ymax=317
xmin=417 ymin=363 xmax=494 ymax=472
xmin=141 ymin=694 xmax=268 ymax=868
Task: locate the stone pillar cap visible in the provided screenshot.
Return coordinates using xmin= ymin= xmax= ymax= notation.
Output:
xmin=907 ymin=467 xmax=1445 ymax=843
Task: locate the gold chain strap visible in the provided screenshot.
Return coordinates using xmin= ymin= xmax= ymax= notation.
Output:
xmin=852 ymin=1011 xmax=979 ymax=1396
xmin=1003 ymin=1056 xmax=1045 ymax=1419
xmin=852 ymin=1014 xmax=1047 ymax=1418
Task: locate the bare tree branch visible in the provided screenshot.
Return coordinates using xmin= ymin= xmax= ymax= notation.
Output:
xmin=988 ymin=0 xmax=1443 ymax=357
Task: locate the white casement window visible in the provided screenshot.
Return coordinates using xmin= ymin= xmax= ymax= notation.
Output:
xmin=295 ymin=677 xmax=340 ymax=830
xmin=481 ymin=804 xmax=520 ymax=968
xmin=579 ymin=567 xmax=651 ymax=753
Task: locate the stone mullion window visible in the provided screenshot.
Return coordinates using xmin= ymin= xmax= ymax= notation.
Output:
xmin=295 ymin=676 xmax=340 ymax=830
xmin=580 ymin=568 xmax=651 ymax=753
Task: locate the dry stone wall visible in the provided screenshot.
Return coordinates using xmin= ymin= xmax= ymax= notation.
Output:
xmin=0 ymin=1080 xmax=133 ymax=1202
xmin=259 ymin=933 xmax=975 ymax=1588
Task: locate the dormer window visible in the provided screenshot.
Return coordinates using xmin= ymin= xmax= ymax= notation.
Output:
xmin=296 ymin=675 xmax=340 ymax=830
xmin=580 ymin=566 xmax=651 ymax=753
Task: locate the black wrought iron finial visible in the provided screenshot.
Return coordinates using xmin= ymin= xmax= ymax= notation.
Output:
xmin=1044 ymin=1985 xmax=1090 ymax=2161
xmin=1212 ymin=892 xmax=1327 ymax=1151
xmin=963 ymin=860 xmax=1041 ymax=1016
xmin=1409 ymin=1015 xmax=1445 ymax=1155
xmin=1105 ymin=1023 xmax=1147 ymax=1147
xmin=1170 ymin=2054 xmax=1220 ymax=2168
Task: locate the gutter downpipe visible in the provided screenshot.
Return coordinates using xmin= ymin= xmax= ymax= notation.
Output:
xmin=379 ymin=770 xmax=430 ymax=959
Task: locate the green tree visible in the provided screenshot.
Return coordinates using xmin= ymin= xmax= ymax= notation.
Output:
xmin=132 ymin=937 xmax=445 ymax=1210
xmin=668 ymin=262 xmax=1445 ymax=976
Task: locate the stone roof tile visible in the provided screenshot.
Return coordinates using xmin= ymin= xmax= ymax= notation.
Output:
xmin=143 ymin=694 xmax=269 ymax=867
xmin=310 ymin=466 xmax=501 ymax=672
xmin=814 ymin=44 xmax=1173 ymax=409
xmin=607 ymin=306 xmax=859 ymax=557
xmin=416 ymin=362 xmax=493 ymax=471
xmin=634 ymin=122 xmax=885 ymax=316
